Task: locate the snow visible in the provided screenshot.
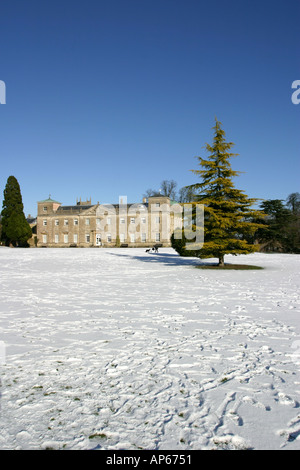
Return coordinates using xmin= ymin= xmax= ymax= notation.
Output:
xmin=0 ymin=247 xmax=299 ymax=450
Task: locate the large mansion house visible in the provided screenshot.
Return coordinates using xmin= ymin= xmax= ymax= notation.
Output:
xmin=37 ymin=196 xmax=182 ymax=248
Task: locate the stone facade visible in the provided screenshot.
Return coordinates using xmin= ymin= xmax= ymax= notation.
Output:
xmin=36 ymin=196 xmax=181 ymax=248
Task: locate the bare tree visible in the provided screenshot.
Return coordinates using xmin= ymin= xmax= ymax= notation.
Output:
xmin=160 ymin=180 xmax=177 ymax=199
xmin=143 ymin=180 xmax=178 ymax=200
xmin=143 ymin=188 xmax=161 ymax=198
xmin=178 ymin=186 xmax=195 ymax=203
xmin=286 ymin=192 xmax=300 ymax=214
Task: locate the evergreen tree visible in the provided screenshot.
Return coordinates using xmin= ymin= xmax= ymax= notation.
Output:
xmin=257 ymin=197 xmax=300 ymax=253
xmin=256 ymin=200 xmax=290 ymax=252
xmin=286 ymin=193 xmax=300 ymax=253
xmin=286 ymin=211 xmax=300 ymax=253
xmin=172 ymin=119 xmax=264 ymax=266
xmin=1 ymin=176 xmax=32 ymax=247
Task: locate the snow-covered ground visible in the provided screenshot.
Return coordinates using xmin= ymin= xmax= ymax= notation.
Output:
xmin=0 ymin=247 xmax=299 ymax=450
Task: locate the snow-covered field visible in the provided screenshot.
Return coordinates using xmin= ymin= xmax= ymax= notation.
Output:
xmin=0 ymin=247 xmax=299 ymax=450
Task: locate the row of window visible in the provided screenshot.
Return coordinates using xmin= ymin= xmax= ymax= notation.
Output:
xmin=42 ymin=217 xmax=161 ymax=227
xmin=41 ymin=233 xmax=161 ymax=244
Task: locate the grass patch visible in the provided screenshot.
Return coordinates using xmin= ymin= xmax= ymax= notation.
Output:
xmin=89 ymin=433 xmax=107 ymax=440
xmin=196 ymin=264 xmax=263 ymax=270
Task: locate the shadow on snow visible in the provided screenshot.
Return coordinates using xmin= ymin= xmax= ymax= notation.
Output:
xmin=107 ymin=250 xmax=205 ymax=267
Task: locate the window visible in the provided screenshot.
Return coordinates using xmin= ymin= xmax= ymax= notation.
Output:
xmin=74 ymin=219 xmax=78 ymax=226
xmin=96 ymin=218 xmax=101 ymax=225
xmin=130 ymin=233 xmax=135 ymax=243
xmin=85 ymin=218 xmax=90 ymax=225
xmin=130 ymin=217 xmax=135 ymax=224
xmin=141 ymin=233 xmax=146 ymax=242
xmin=64 ymin=219 xmax=68 ymax=226
xmin=54 ymin=234 xmax=59 ymax=244
xmin=64 ymin=234 xmax=69 ymax=243
xmin=73 ymin=234 xmax=78 ymax=243
xmin=155 ymin=216 xmax=160 ymax=224
xmin=43 ymin=219 xmax=47 ymax=226
xmin=120 ymin=233 xmax=125 ymax=243
xmin=42 ymin=234 xmax=47 ymax=243
xmin=107 ymin=217 xmax=111 ymax=225
xmin=120 ymin=218 xmax=125 ymax=224
xmin=107 ymin=233 xmax=112 ymax=242
xmin=43 ymin=206 xmax=47 ymax=212
xmin=85 ymin=233 xmax=90 ymax=243
xmin=141 ymin=217 xmax=146 ymax=224
xmin=55 ymin=219 xmax=59 ymax=226
xmin=155 ymin=233 xmax=161 ymax=242
xmin=155 ymin=203 xmax=160 ymax=207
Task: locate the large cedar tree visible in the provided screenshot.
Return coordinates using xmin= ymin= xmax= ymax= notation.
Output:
xmin=172 ymin=119 xmax=264 ymax=265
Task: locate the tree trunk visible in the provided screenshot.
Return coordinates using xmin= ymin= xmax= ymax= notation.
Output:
xmin=218 ymin=255 xmax=224 ymax=267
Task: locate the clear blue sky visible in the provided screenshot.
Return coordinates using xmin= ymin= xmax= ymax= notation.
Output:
xmin=0 ymin=0 xmax=299 ymax=217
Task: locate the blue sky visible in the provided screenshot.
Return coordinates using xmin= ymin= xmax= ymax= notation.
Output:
xmin=0 ymin=0 xmax=299 ymax=217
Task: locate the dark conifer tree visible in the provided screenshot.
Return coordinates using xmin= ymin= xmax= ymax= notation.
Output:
xmin=1 ymin=176 xmax=32 ymax=246
xmin=257 ymin=197 xmax=300 ymax=253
